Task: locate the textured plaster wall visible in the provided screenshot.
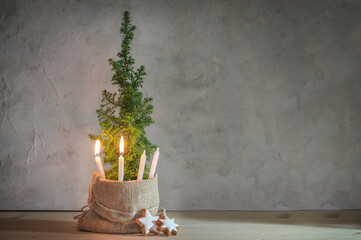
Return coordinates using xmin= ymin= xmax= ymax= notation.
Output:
xmin=1 ymin=0 xmax=361 ymax=210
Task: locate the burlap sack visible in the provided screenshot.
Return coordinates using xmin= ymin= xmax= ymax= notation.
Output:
xmin=76 ymin=171 xmax=159 ymax=233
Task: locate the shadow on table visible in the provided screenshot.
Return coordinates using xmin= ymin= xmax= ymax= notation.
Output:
xmin=169 ymin=211 xmax=361 ymax=230
xmin=0 ymin=218 xmax=152 ymax=240
xmin=0 ymin=218 xmax=82 ymax=234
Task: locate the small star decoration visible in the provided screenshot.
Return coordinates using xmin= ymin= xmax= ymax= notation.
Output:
xmin=136 ymin=208 xmax=180 ymax=237
xmin=156 ymin=215 xmax=180 ymax=236
xmin=135 ymin=209 xmax=159 ymax=236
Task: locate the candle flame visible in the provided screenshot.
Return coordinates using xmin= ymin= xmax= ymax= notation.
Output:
xmin=95 ymin=140 xmax=101 ymax=156
xmin=119 ymin=136 xmax=124 ymax=155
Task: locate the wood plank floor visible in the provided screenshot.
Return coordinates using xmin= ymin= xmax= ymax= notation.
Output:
xmin=0 ymin=210 xmax=361 ymax=240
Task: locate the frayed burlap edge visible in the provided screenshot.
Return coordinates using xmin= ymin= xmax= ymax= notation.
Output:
xmin=76 ymin=172 xmax=159 ymax=233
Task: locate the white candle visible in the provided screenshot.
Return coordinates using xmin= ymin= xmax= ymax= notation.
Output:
xmin=137 ymin=150 xmax=146 ymax=181
xmin=118 ymin=136 xmax=124 ymax=181
xmin=118 ymin=155 xmax=124 ymax=181
xmin=149 ymin=147 xmax=160 ymax=178
xmin=94 ymin=140 xmax=105 ymax=179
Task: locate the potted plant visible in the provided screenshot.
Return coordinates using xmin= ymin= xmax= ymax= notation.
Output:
xmin=76 ymin=11 xmax=159 ymax=234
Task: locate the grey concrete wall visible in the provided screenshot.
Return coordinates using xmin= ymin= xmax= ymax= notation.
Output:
xmin=1 ymin=0 xmax=360 ymax=210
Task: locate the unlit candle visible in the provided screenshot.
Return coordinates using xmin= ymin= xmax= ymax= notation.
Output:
xmin=118 ymin=136 xmax=124 ymax=181
xmin=137 ymin=150 xmax=146 ymax=181
xmin=149 ymin=147 xmax=159 ymax=178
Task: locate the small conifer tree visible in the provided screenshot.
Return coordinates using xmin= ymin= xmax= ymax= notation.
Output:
xmin=89 ymin=11 xmax=157 ymax=181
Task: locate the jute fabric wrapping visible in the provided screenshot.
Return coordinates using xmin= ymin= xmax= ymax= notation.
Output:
xmin=77 ymin=171 xmax=159 ymax=233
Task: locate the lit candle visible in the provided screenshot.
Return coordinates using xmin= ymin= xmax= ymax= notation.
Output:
xmin=118 ymin=136 xmax=124 ymax=181
xmin=149 ymin=147 xmax=159 ymax=178
xmin=137 ymin=150 xmax=146 ymax=181
xmin=94 ymin=140 xmax=105 ymax=179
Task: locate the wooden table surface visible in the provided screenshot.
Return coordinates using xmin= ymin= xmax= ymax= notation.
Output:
xmin=1 ymin=210 xmax=361 ymax=240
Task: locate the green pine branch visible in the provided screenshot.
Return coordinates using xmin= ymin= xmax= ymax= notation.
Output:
xmin=90 ymin=11 xmax=157 ymax=181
